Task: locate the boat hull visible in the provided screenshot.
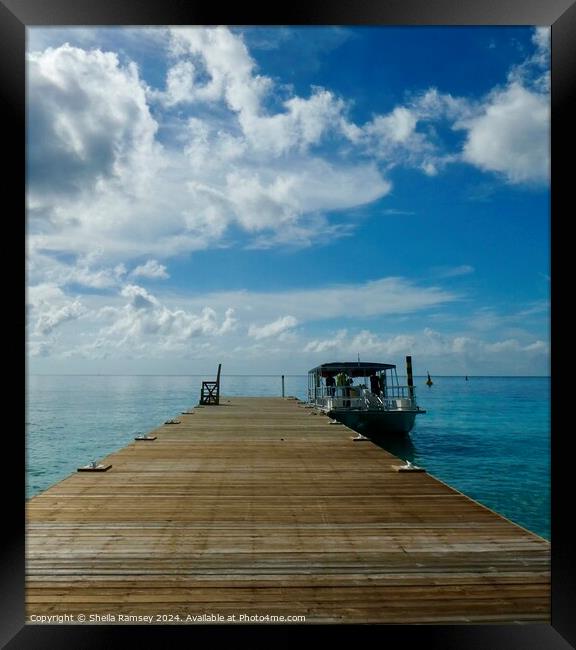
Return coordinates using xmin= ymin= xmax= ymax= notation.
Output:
xmin=328 ymin=409 xmax=419 ymax=435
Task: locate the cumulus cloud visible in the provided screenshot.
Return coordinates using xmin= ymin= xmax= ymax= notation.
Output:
xmin=79 ymin=285 xmax=238 ymax=356
xmin=27 ymin=275 xmax=457 ymax=361
xmin=339 ymin=29 xmax=550 ymax=185
xmin=304 ymin=326 xmax=549 ymax=373
xmin=25 ymin=27 xmax=549 ymax=375
xmin=248 ymin=315 xmax=298 ymax=339
xmin=339 ymin=88 xmax=468 ymax=177
xmin=341 ymin=105 xmax=435 ymax=171
xmin=27 ymin=31 xmax=394 ymax=265
xmin=166 ymin=26 xmax=272 ymax=113
xmin=27 ymin=284 xmax=86 ymax=336
xmin=365 ymin=107 xmax=418 ymax=144
xmin=27 ymin=249 xmax=128 ymax=289
xmin=34 ymin=301 xmax=85 ymax=336
xmin=130 ymin=260 xmax=170 ymax=280
xmin=27 ymin=44 xmax=161 ymax=203
xmin=161 ymin=60 xmax=197 ymax=106
xmin=304 ymin=329 xmax=417 ymax=356
xmin=457 ymin=82 xmax=549 ymax=184
xmin=240 ymin=89 xmax=346 ymax=156
xmin=27 ymin=25 xmax=550 ymax=281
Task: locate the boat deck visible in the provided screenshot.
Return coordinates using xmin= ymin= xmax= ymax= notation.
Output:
xmin=26 ymin=397 xmax=550 ymax=624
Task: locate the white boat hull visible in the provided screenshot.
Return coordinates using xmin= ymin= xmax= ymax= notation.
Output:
xmin=327 ymin=408 xmax=421 ymax=435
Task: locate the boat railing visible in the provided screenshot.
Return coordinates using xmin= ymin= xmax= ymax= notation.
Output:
xmin=308 ymin=385 xmax=418 ymax=411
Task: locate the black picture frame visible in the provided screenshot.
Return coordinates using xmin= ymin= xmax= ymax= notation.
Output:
xmin=4 ymin=1 xmax=573 ymax=647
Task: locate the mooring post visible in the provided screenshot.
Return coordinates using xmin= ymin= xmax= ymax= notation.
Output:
xmin=406 ymin=356 xmax=414 ymax=400
xmin=281 ymin=374 xmax=285 ymax=397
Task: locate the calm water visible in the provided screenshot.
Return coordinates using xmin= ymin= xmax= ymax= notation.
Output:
xmin=26 ymin=374 xmax=550 ymax=540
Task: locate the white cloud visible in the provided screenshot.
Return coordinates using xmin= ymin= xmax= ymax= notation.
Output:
xmin=27 ymin=44 xmax=161 ymax=203
xmin=531 ymin=27 xmax=550 ymax=68
xmin=130 ymin=260 xmax=170 ymax=280
xmin=457 ymin=82 xmax=549 ymax=184
xmin=172 ymin=276 xmax=458 ymax=326
xmin=27 ymin=26 xmax=550 ymax=281
xmin=161 ymin=60 xmax=197 ymax=106
xmin=240 ymin=89 xmax=346 ymax=156
xmin=432 ymin=265 xmax=475 ymax=279
xmin=304 ymin=329 xmax=347 ymax=353
xmin=28 ymin=32 xmax=393 ymax=263
xmin=65 ymin=285 xmax=239 ymax=358
xmin=304 ymin=326 xmax=549 ymax=375
xmin=27 ymin=27 xmax=552 ymax=281
xmin=165 ymin=26 xmax=271 ymax=113
xmin=25 ymin=275 xmax=548 ymax=376
xmin=381 ymin=208 xmax=416 ymax=216
xmin=365 ymin=107 xmax=417 ymax=144
xmin=25 ymin=28 xmax=550 ymax=377
xmin=27 ymin=250 xmax=128 ymax=289
xmin=524 ymin=340 xmax=548 ymax=353
xmin=248 ymin=315 xmax=298 ymax=339
xmin=341 ymin=93 xmax=465 ymax=176
xmin=27 ymin=284 xmax=86 ymax=336
xmin=28 ymin=340 xmax=53 ymax=358
xmin=466 ymin=302 xmax=549 ymax=333
xmin=508 ymin=27 xmax=550 ymax=92
xmin=225 ymin=160 xmax=391 ymax=232
xmin=410 ymin=88 xmax=474 ymax=123
xmin=26 ymin=276 xmax=457 ymax=362
xmin=35 ymin=303 xmax=84 ymax=335
xmin=339 ymin=32 xmax=550 ymax=185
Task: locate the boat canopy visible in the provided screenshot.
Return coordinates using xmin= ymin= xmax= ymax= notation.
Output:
xmin=308 ymin=362 xmax=395 ymax=378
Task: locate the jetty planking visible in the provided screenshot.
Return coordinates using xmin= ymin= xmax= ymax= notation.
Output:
xmin=26 ymin=397 xmax=550 ymax=624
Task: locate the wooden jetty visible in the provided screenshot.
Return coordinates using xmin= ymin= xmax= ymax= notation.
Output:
xmin=26 ymin=397 xmax=550 ymax=624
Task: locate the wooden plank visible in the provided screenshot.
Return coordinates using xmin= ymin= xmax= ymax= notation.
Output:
xmin=26 ymin=396 xmax=550 ymax=624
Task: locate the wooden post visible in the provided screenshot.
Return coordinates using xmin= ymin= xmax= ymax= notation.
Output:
xmin=215 ymin=363 xmax=222 ymax=405
xmin=281 ymin=375 xmax=285 ymax=397
xmin=406 ymin=356 xmax=414 ymax=399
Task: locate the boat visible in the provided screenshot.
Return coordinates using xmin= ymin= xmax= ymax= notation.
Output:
xmin=307 ymin=356 xmax=426 ymax=435
xmin=426 ymin=372 xmax=433 ymax=386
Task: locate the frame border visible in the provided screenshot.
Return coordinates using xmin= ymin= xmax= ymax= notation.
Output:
xmin=4 ymin=1 xmax=573 ymax=647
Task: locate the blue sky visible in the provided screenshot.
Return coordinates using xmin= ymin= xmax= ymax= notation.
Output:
xmin=26 ymin=26 xmax=550 ymax=375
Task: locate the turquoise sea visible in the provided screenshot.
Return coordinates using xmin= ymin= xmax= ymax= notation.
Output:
xmin=25 ymin=374 xmax=550 ymax=540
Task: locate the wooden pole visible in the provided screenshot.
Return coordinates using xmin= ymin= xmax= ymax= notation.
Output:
xmin=281 ymin=374 xmax=285 ymax=397
xmin=406 ymin=356 xmax=414 ymax=399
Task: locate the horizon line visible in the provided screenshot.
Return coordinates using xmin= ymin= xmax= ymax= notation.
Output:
xmin=27 ymin=373 xmax=551 ymax=378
